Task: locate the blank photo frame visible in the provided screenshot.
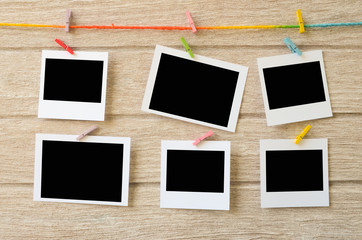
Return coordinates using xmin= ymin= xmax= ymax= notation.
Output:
xmin=161 ymin=140 xmax=230 ymax=210
xmin=38 ymin=50 xmax=108 ymax=121
xmin=34 ymin=134 xmax=130 ymax=206
xmin=257 ymin=50 xmax=332 ymax=126
xmin=142 ymin=45 xmax=248 ymax=132
xmin=260 ymin=139 xmax=329 ymax=208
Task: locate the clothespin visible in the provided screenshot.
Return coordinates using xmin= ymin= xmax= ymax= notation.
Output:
xmin=65 ymin=9 xmax=71 ymax=32
xmin=186 ymin=11 xmax=197 ymax=33
xmin=55 ymin=39 xmax=74 ymax=55
xmin=296 ymin=9 xmax=305 ymax=33
xmin=295 ymin=125 xmax=311 ymax=144
xmin=283 ymin=37 xmax=302 ymax=56
xmin=181 ymin=37 xmax=194 ymax=58
xmin=76 ymin=125 xmax=98 ymax=140
xmin=193 ymin=130 xmax=213 ymax=145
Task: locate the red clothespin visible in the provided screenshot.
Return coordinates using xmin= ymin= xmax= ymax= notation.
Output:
xmin=55 ymin=39 xmax=74 ymax=55
xmin=76 ymin=125 xmax=98 ymax=140
xmin=65 ymin=9 xmax=71 ymax=32
xmin=186 ymin=11 xmax=197 ymax=33
xmin=193 ymin=130 xmax=213 ymax=145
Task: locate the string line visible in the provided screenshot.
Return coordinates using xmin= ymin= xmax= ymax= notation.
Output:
xmin=0 ymin=22 xmax=361 ymax=30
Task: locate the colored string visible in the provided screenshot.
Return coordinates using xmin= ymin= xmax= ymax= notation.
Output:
xmin=305 ymin=22 xmax=362 ymax=27
xmin=0 ymin=23 xmax=64 ymax=28
xmin=0 ymin=22 xmax=361 ymax=30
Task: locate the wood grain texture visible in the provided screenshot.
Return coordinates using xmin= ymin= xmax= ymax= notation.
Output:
xmin=0 ymin=183 xmax=361 ymax=239
xmin=0 ymin=0 xmax=361 ymax=239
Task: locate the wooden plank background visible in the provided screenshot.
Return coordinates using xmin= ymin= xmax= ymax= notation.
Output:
xmin=0 ymin=0 xmax=361 ymax=239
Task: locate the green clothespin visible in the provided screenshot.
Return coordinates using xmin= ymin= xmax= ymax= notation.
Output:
xmin=181 ymin=37 xmax=194 ymax=58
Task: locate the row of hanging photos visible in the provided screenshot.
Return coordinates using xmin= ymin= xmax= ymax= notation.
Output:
xmin=58 ymin=8 xmax=311 ymax=145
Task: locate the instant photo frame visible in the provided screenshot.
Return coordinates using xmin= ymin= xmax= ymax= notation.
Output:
xmin=257 ymin=50 xmax=332 ymax=126
xmin=160 ymin=140 xmax=230 ymax=210
xmin=142 ymin=45 xmax=248 ymax=132
xmin=38 ymin=50 xmax=108 ymax=121
xmin=34 ymin=134 xmax=130 ymax=206
xmin=260 ymin=139 xmax=329 ymax=208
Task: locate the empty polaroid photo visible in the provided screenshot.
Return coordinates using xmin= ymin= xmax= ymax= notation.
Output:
xmin=260 ymin=139 xmax=329 ymax=208
xmin=34 ymin=134 xmax=130 ymax=206
xmin=38 ymin=50 xmax=108 ymax=121
xmin=142 ymin=45 xmax=248 ymax=132
xmin=257 ymin=50 xmax=332 ymax=126
xmin=160 ymin=140 xmax=230 ymax=210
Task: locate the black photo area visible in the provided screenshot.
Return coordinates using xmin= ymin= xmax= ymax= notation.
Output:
xmin=263 ymin=61 xmax=326 ymax=110
xmin=41 ymin=140 xmax=124 ymax=202
xmin=266 ymin=150 xmax=323 ymax=192
xmin=44 ymin=59 xmax=104 ymax=103
xmin=166 ymin=150 xmax=225 ymax=193
xmin=149 ymin=53 xmax=239 ymax=127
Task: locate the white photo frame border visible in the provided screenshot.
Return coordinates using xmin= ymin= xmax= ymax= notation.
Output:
xmin=260 ymin=139 xmax=329 ymax=208
xmin=160 ymin=140 xmax=230 ymax=210
xmin=38 ymin=50 xmax=108 ymax=121
xmin=142 ymin=45 xmax=248 ymax=132
xmin=34 ymin=134 xmax=131 ymax=206
xmin=257 ymin=50 xmax=332 ymax=126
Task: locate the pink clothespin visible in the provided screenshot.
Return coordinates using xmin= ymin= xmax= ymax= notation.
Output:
xmin=65 ymin=9 xmax=71 ymax=32
xmin=55 ymin=39 xmax=74 ymax=55
xmin=186 ymin=11 xmax=197 ymax=33
xmin=76 ymin=125 xmax=98 ymax=140
xmin=193 ymin=130 xmax=213 ymax=145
